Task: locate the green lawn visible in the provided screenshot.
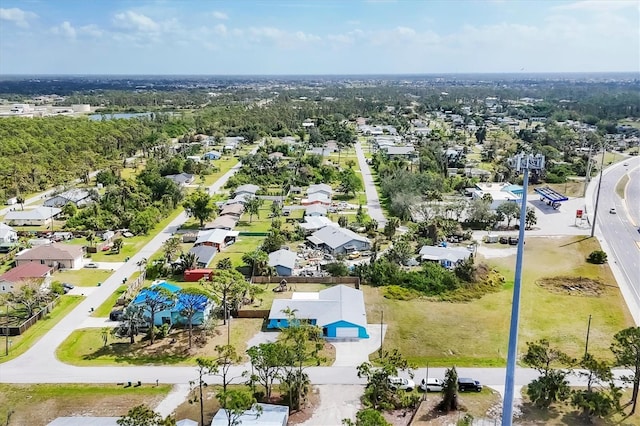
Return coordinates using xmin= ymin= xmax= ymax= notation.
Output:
xmin=88 ymin=207 xmax=185 ymax=262
xmin=201 ymin=157 xmax=240 ymax=187
xmin=0 ymin=383 xmax=171 ymax=426
xmin=367 ymin=236 xmax=634 ymax=367
xmin=54 ymin=268 xmax=114 ymax=287
xmin=219 ymin=236 xmax=265 ymax=269
xmin=246 ymin=283 xmax=333 ymax=311
xmin=0 ymin=295 xmax=84 ymax=364
xmin=92 ymin=285 xmax=127 ymax=317
xmin=56 ymin=318 xmax=265 ymax=366
xmin=235 ymin=207 xmax=276 ymax=233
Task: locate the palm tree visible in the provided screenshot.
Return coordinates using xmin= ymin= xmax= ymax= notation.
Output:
xmin=162 ymin=236 xmax=182 ymax=263
xmin=244 ymin=196 xmax=264 ymax=223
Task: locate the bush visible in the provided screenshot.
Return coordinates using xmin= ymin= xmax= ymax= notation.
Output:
xmin=587 ymin=250 xmax=608 ymax=264
xmin=383 ymin=285 xmax=419 ymax=301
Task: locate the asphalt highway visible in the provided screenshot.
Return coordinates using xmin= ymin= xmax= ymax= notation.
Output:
xmin=590 ymin=156 xmax=640 ymax=324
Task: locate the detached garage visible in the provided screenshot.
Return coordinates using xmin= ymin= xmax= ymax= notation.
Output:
xmin=267 ymin=285 xmax=369 ymax=339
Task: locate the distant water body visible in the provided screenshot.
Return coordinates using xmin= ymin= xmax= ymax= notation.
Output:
xmin=88 ymin=112 xmax=152 ymax=121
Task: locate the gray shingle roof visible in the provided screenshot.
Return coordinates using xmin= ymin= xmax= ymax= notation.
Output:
xmin=268 ymin=249 xmax=297 ymax=270
xmin=310 ymin=226 xmax=369 ymax=250
xmin=5 ymin=206 xmax=62 ymax=221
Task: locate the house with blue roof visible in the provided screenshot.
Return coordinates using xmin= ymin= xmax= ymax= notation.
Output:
xmin=131 ymin=281 xmax=213 ymax=326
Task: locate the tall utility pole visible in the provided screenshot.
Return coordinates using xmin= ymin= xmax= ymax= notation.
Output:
xmin=590 ymin=144 xmax=606 ymax=238
xmin=502 ymin=153 xmax=545 ymax=426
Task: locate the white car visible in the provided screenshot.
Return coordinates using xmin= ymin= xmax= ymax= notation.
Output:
xmin=609 ymin=208 xmax=616 ymax=214
xmin=419 ymin=377 xmax=444 ymax=392
xmin=388 ymin=376 xmax=415 ymax=392
xmin=84 ymin=262 xmax=99 ymax=268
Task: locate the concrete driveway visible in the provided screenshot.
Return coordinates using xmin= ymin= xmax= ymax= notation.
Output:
xmin=331 ymin=324 xmax=387 ymax=367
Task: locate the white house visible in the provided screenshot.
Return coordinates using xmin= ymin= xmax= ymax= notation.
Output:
xmin=472 ymin=182 xmax=523 ymax=210
xmin=306 ymin=183 xmax=333 ymax=199
xmin=15 ymin=243 xmax=84 ymax=270
xmin=418 ymin=245 xmax=473 ymax=268
xmin=0 ymin=223 xmax=17 ymax=243
xmin=5 ymin=207 xmax=62 ymax=226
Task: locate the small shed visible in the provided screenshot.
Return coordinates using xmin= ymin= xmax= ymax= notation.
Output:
xmin=184 ymin=269 xmax=214 ymax=282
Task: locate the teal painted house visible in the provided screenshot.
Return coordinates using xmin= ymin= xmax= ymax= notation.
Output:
xmin=132 ymin=281 xmax=213 ymax=326
xmin=267 ymin=285 xmax=369 ymax=339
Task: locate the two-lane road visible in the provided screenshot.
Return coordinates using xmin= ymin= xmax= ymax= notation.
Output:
xmin=590 ymin=156 xmax=640 ymax=325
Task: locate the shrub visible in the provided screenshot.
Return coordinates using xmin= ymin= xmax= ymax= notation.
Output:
xmin=587 ymin=250 xmax=608 ymax=264
xmin=383 ymin=285 xmax=419 ymax=301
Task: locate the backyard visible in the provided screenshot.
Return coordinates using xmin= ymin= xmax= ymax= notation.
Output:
xmin=364 ymin=235 xmax=634 ymax=366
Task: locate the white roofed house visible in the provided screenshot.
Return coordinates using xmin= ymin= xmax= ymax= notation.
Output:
xmin=267 ymin=285 xmax=369 ymax=338
xmin=306 ymin=183 xmax=333 ymax=199
xmin=5 ymin=207 xmax=62 ymax=227
xmin=164 ymin=173 xmax=195 ymax=186
xmin=418 ymin=245 xmax=472 ymax=269
xmin=43 ymin=188 xmax=93 ymax=208
xmin=268 ymin=249 xmax=297 ymax=276
xmin=383 ymin=145 xmax=416 ymax=160
xmin=194 ymin=229 xmax=238 ymax=251
xmin=234 ymin=184 xmax=260 ymax=198
xmin=307 ymin=226 xmax=370 ymax=255
xmin=305 ymin=204 xmax=327 ymax=217
xmin=0 ymin=223 xmax=17 ymax=243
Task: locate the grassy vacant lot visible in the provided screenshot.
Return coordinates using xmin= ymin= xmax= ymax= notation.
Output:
xmin=0 ymin=295 xmax=84 ymax=364
xmin=531 ymin=179 xmax=586 ymax=199
xmin=57 ymin=318 xmax=264 ymax=366
xmin=220 ymin=236 xmax=264 ymax=269
xmin=0 ymin=383 xmax=171 ymax=426
xmin=89 ymin=207 xmax=186 ymax=262
xmin=410 ymin=387 xmax=502 ymax=425
xmin=518 ymin=386 xmax=640 ymax=425
xmin=54 ymin=268 xmax=113 ymax=287
xmin=245 ymin=283 xmax=333 ymax=311
xmin=92 ymin=285 xmax=127 ymax=317
xmin=366 ymin=236 xmax=634 ymax=367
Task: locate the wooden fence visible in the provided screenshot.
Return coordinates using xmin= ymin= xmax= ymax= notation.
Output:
xmin=235 ymin=309 xmax=270 ymax=319
xmin=0 ymin=297 xmax=59 ymax=336
xmin=251 ymin=276 xmax=360 ymax=289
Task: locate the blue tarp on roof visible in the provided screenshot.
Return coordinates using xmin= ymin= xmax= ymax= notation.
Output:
xmin=133 ymin=281 xmax=208 ymax=311
xmin=534 ymin=186 xmax=569 ymax=203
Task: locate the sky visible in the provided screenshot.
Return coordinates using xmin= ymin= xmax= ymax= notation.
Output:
xmin=0 ymin=0 xmax=638 ymax=75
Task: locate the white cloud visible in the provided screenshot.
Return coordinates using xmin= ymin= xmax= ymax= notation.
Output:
xmin=212 ymin=11 xmax=228 ymax=20
xmin=113 ymin=11 xmax=160 ymax=33
xmin=214 ymin=23 xmax=227 ymax=36
xmin=51 ymin=21 xmax=76 ymax=39
xmin=0 ymin=7 xmax=37 ymax=28
xmin=79 ymin=24 xmax=103 ymax=38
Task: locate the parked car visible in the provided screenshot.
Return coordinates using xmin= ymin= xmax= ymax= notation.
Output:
xmin=419 ymin=377 xmax=444 ymax=392
xmin=109 ymin=309 xmax=124 ymax=321
xmin=348 ymin=251 xmax=361 ymax=260
xmin=458 ymin=377 xmax=483 ymax=392
xmin=499 ymin=236 xmax=509 ymax=244
xmin=62 ymin=283 xmax=75 ymax=290
xmin=388 ymin=376 xmax=415 ymax=392
xmin=84 ymin=262 xmax=99 ymax=268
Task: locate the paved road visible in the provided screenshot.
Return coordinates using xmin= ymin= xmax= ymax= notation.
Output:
xmin=355 ymin=141 xmax=387 ymax=228
xmin=624 ymin=163 xmax=640 ymax=227
xmin=586 ymin=156 xmax=640 ymax=325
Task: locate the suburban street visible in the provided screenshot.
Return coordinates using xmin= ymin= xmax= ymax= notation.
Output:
xmin=587 ymin=155 xmax=640 ymax=325
xmin=355 ymin=141 xmax=387 ymax=228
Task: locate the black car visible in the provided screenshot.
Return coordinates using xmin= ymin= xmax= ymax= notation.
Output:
xmin=62 ymin=282 xmax=75 ymax=290
xmin=458 ymin=377 xmax=483 ymax=392
xmin=109 ymin=309 xmax=124 ymax=321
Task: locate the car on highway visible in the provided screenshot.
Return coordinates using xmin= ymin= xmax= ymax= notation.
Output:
xmin=609 ymin=208 xmax=616 ymax=214
xmin=458 ymin=377 xmax=483 ymax=392
xmin=84 ymin=262 xmax=99 ymax=268
xmin=419 ymin=377 xmax=444 ymax=392
xmin=388 ymin=376 xmax=415 ymax=392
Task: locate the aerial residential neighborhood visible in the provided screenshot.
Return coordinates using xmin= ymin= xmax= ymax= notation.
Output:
xmin=0 ymin=1 xmax=639 ymax=425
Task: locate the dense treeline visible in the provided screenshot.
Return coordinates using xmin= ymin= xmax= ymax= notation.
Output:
xmin=0 ymin=116 xmax=159 ymax=201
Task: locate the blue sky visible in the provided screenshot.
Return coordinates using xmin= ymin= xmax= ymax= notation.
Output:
xmin=1 ymin=0 xmax=638 ymax=75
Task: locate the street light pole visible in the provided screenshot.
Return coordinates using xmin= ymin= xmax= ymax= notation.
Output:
xmin=502 ymin=153 xmax=544 ymax=426
xmin=590 ymin=145 xmax=606 ymax=238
